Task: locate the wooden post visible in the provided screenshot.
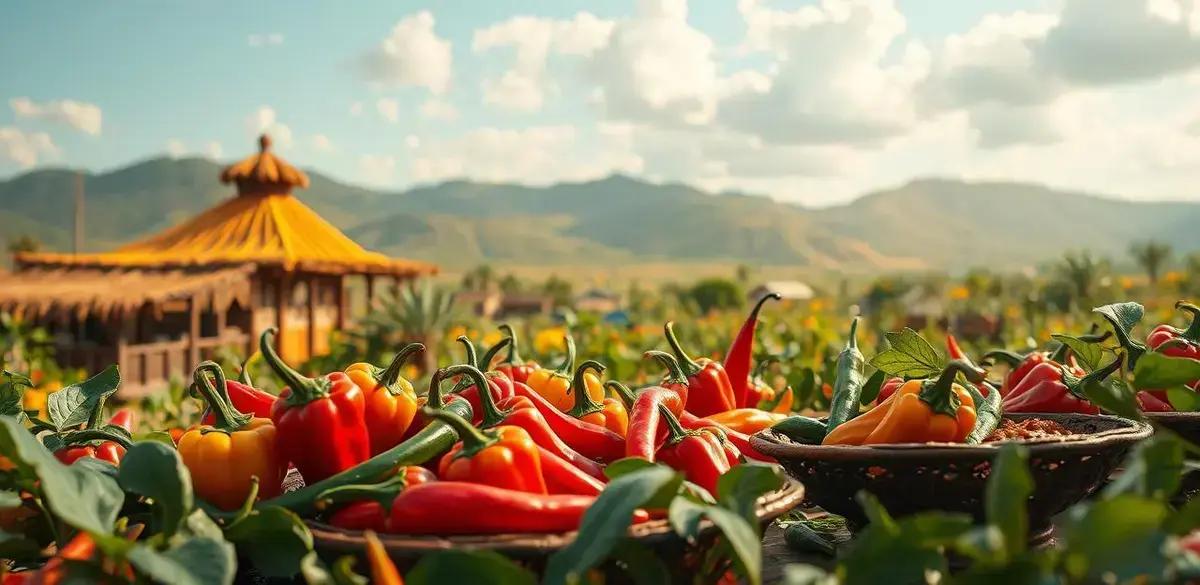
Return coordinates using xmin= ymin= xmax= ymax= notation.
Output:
xmin=335 ymin=275 xmax=347 ymax=331
xmin=276 ymin=272 xmax=290 ymax=360
xmin=187 ymin=295 xmax=200 ymax=367
xmin=365 ymin=274 xmax=376 ymax=311
xmin=306 ymin=275 xmax=317 ymax=359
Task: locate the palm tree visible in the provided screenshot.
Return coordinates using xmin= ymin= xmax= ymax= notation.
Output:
xmin=1055 ymin=251 xmax=1106 ymax=308
xmin=7 ymin=234 xmax=40 ymax=256
xmin=1129 ymin=240 xmax=1172 ymax=285
xmin=356 ymin=281 xmax=458 ymax=373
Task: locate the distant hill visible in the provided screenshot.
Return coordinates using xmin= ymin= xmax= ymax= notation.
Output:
xmin=1 ymin=157 xmax=1197 ymax=272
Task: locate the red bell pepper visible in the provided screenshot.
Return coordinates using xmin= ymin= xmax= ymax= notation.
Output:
xmin=873 ymin=377 xmax=905 ymax=406
xmin=55 ymin=408 xmax=134 ymax=466
xmin=656 ymin=405 xmax=731 ymax=496
xmin=453 ymin=364 xmax=605 ymax=480
xmin=725 ymin=293 xmax=781 ymax=408
xmin=386 ymin=482 xmax=647 ymax=535
xmin=1002 ymin=356 xmax=1122 ymax=414
xmin=428 ymin=407 xmax=548 ymax=494
xmin=664 ymin=321 xmax=736 ymax=417
xmin=262 ymin=328 xmax=370 ymax=483
xmin=511 ymin=379 xmax=625 ymax=462
xmin=493 ymin=324 xmax=538 ymax=384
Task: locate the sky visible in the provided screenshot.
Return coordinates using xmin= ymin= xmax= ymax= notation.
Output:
xmin=3 ymin=0 xmax=1200 ymax=206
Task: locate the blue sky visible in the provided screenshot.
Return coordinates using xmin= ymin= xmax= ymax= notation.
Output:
xmin=3 ymin=0 xmax=1200 ymax=205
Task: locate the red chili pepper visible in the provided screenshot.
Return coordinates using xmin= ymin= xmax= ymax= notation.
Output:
xmin=984 ymin=343 xmax=1078 ymax=398
xmin=323 ymin=466 xmax=436 ymax=532
xmin=1147 ymin=301 xmax=1200 ymax=360
xmin=451 ymin=364 xmax=606 ymax=480
xmin=1002 ymin=357 xmax=1122 ymax=414
xmin=664 ymin=322 xmax=736 ymax=417
xmin=386 ymin=481 xmax=647 ymax=535
xmin=511 ymin=379 xmax=625 ymax=463
xmin=678 ymin=411 xmax=771 ymax=462
xmin=1137 ymin=391 xmax=1175 ymax=412
xmin=656 ymin=405 xmax=731 ymax=496
xmin=262 ymin=328 xmax=370 ymax=484
xmin=874 ymin=377 xmax=905 ymax=405
xmin=725 ymin=293 xmax=781 ymax=408
xmin=55 ymin=408 xmax=134 ymax=466
xmin=450 ymin=337 xmax=515 ymax=425
xmin=199 ymin=360 xmax=276 ymax=424
xmin=537 ymin=445 xmax=605 ymax=496
xmin=493 ymin=324 xmax=538 ymax=384
xmin=28 ymin=531 xmax=97 ymax=585
xmin=609 ymin=379 xmax=682 ymax=461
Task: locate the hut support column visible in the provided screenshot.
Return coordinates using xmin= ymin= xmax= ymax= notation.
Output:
xmin=365 ymin=274 xmax=376 ymax=311
xmin=335 ymin=275 xmax=347 ymax=330
xmin=276 ymin=272 xmax=290 ymax=360
xmin=187 ymin=296 xmax=200 ymax=366
xmin=306 ymin=276 xmax=317 ymax=359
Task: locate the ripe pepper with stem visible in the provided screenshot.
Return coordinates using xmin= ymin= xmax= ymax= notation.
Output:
xmin=262 ymin=328 xmax=370 ymax=483
xmin=644 ymin=350 xmax=690 ymax=409
xmin=511 ymin=375 xmax=626 ymax=462
xmin=493 ymin=324 xmax=538 ymax=384
xmin=984 ymin=341 xmax=1081 ymax=398
xmin=566 ymin=360 xmax=627 ymax=436
xmin=449 ymin=336 xmax=515 ymax=424
xmin=199 ymin=356 xmax=276 ymax=424
xmin=385 ymin=481 xmax=645 ymax=535
xmin=453 ymin=363 xmax=605 ymax=480
xmin=400 ymin=363 xmax=471 ymax=441
xmin=656 ymin=404 xmax=732 ymax=496
xmin=425 ymin=407 xmax=549 ymax=494
xmin=345 ymin=342 xmax=424 ymax=456
xmin=1002 ymin=356 xmax=1123 ymax=415
xmin=726 ymin=292 xmax=781 ymax=408
xmin=179 ymin=361 xmax=285 ymax=510
xmin=1147 ymin=301 xmax=1200 ymax=359
xmin=825 ymin=318 xmax=866 ymax=433
xmin=54 ymin=407 xmax=134 ymax=465
xmin=527 ymin=333 xmax=591 ymax=412
xmin=609 ymin=379 xmax=683 ymax=460
xmin=318 ymin=466 xmax=436 ymax=532
xmin=943 ymin=333 xmax=1004 ymax=443
xmin=663 ymin=321 xmax=736 ymax=416
xmin=824 ymin=361 xmax=983 ymax=445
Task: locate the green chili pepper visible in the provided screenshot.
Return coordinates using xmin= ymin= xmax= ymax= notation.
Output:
xmin=785 ymin=522 xmax=836 ymax=556
xmin=825 ymin=318 xmax=866 ymax=432
xmin=771 ymin=416 xmax=828 ymax=445
xmin=964 ymin=380 xmax=1002 ymax=444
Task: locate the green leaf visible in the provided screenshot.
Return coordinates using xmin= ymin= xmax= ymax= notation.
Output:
xmin=1050 ymin=334 xmax=1105 ymax=372
xmin=1103 ymin=434 xmax=1184 ymax=501
xmin=1132 ymin=352 xmax=1200 ymax=390
xmin=1060 ymin=495 xmax=1170 ymax=584
xmin=855 ymin=492 xmax=898 ymax=534
xmin=0 ymin=371 xmax=32 ymax=422
xmin=0 ymin=529 xmax=40 ymax=560
xmin=611 ymin=540 xmax=672 ymax=585
xmin=0 ymin=490 xmax=20 ymax=507
xmin=127 ymin=536 xmax=236 ymax=585
xmin=668 ymin=498 xmax=764 ymax=585
xmin=868 ymin=328 xmax=945 ymax=378
xmin=1165 ymin=494 xmax=1200 ymax=535
xmin=603 ymin=457 xmax=657 ymax=480
xmin=716 ymin=463 xmax=784 ymax=524
xmin=0 ymin=416 xmax=123 ymax=535
xmin=544 ymin=465 xmax=682 ymax=585
xmin=119 ymin=441 xmax=194 ymax=538
xmin=46 ymin=365 xmax=120 ymax=431
xmin=986 ymin=444 xmax=1033 ymax=559
xmin=858 ymin=369 xmax=887 ymax=406
xmin=407 ymin=550 xmax=535 ymax=585
xmin=224 ymin=506 xmax=314 ymax=579
xmin=1168 ymin=387 xmax=1200 ymax=411
xmin=135 ymin=431 xmax=177 ymax=445
xmin=1094 ymin=302 xmax=1147 ymax=366
xmin=1077 ymin=377 xmax=1142 ymax=420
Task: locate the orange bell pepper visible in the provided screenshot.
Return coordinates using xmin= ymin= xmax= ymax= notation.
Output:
xmin=345 ymin=342 xmax=424 ymax=456
xmin=527 ymin=333 xmax=602 ymax=412
xmin=565 ymin=360 xmax=627 ymax=436
xmin=427 ymin=408 xmax=548 ymax=495
xmin=823 ymin=361 xmax=981 ymax=446
xmin=702 ymin=408 xmax=787 ymax=435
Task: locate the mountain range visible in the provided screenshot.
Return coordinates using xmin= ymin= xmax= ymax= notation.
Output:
xmin=1 ymin=157 xmax=1198 ymax=274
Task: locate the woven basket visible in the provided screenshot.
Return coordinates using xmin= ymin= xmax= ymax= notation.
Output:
xmin=307 ymin=479 xmax=805 ymax=569
xmin=751 ymin=413 xmax=1150 ymax=539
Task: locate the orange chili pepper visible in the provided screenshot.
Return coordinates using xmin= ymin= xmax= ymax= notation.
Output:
xmin=702 ymin=408 xmax=787 ymax=435
xmin=565 ymin=360 xmax=627 ymax=436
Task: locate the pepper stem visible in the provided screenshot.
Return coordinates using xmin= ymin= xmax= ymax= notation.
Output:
xmin=421 ymin=405 xmax=496 ymax=458
xmin=456 ymin=336 xmax=478 ymax=368
xmin=60 ymin=428 xmax=136 ymax=450
xmin=426 ymin=366 xmax=451 ymax=409
xmin=1064 ymin=354 xmax=1124 ymax=396
xmin=743 ymin=293 xmax=781 ymax=329
xmin=919 ymin=360 xmax=984 ymax=418
xmin=377 ymin=343 xmax=425 ymax=394
xmin=1177 ymin=301 xmax=1200 ymax=342
xmin=498 ymin=324 xmax=525 ymax=365
xmin=567 ymin=360 xmax=607 ymax=418
xmin=658 ymin=404 xmax=690 ymax=445
xmin=193 ymin=361 xmax=252 ymax=431
xmin=663 ymin=322 xmax=701 ymax=376
xmin=553 ymin=333 xmax=577 ymax=377
xmin=238 ymin=352 xmax=256 ymax=387
xmin=446 ymin=364 xmax=509 ymax=428
xmin=1048 ymin=340 xmax=1071 ymax=364
xmin=753 ymin=356 xmax=780 ymax=383
xmin=316 ymin=474 xmax=409 ymax=512
xmin=644 ymin=350 xmax=689 ymax=386
xmin=478 ymin=337 xmax=512 ymax=372
xmin=982 ymin=349 xmax=1026 ymax=368
xmin=846 ymin=317 xmax=860 ymax=351
xmin=260 ymin=328 xmax=330 ymax=404
xmin=605 ymin=380 xmax=637 ymax=409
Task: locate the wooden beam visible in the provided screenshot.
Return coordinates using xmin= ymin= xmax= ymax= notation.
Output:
xmin=276 ymin=272 xmax=289 ymax=361
xmin=365 ymin=274 xmax=376 ymax=311
xmin=335 ymin=275 xmax=347 ymax=331
xmin=187 ymin=295 xmax=200 ymax=367
xmin=306 ymin=275 xmax=317 ymax=359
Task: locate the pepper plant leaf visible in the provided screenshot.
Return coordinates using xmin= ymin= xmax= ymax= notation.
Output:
xmin=407 ymin=550 xmax=535 ymax=585
xmin=1102 ymin=434 xmax=1184 ymax=501
xmin=1168 ymin=386 xmax=1200 ymax=411
xmin=1050 ymin=334 xmax=1106 ymax=372
xmin=46 ymin=365 xmax=120 ymax=431
xmin=1132 ymin=352 xmax=1200 ymax=390
xmin=1060 ymin=495 xmax=1170 ymax=584
xmin=1077 ymin=377 xmax=1142 ymax=421
xmin=611 ymin=540 xmax=672 ymax=585
xmin=224 ymin=506 xmax=315 ymax=579
xmin=118 ymin=441 xmax=194 ymax=539
xmin=985 ymin=444 xmax=1033 ymax=560
xmin=670 ymin=497 xmax=765 ymax=585
xmin=868 ymin=329 xmax=945 ymax=378
xmin=857 ymin=369 xmax=887 ymax=406
xmin=716 ymin=463 xmax=785 ymax=524
xmin=1093 ymin=302 xmax=1147 ymax=368
xmin=126 ymin=535 xmax=237 ymax=585
xmin=0 ymin=371 xmax=32 ymax=422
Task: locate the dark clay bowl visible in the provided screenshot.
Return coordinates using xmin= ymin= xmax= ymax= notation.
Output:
xmin=751 ymin=413 xmax=1150 ymax=539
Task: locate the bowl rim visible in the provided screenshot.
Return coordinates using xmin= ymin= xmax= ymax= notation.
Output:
xmin=751 ymin=413 xmax=1152 ymax=461
xmin=1143 ymin=411 xmax=1200 ymax=423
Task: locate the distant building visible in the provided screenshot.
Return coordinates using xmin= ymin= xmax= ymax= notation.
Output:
xmin=748 ymin=281 xmax=814 ymax=302
xmin=456 ymin=289 xmax=554 ymax=320
xmin=574 ymin=288 xmax=621 ymax=314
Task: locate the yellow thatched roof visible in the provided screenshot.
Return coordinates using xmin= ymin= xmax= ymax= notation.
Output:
xmin=15 ymin=135 xmax=436 ymax=277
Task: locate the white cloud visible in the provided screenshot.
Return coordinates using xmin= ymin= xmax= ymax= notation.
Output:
xmin=310 ymin=134 xmax=334 ymax=152
xmin=165 ymin=139 xmax=187 ymax=158
xmin=349 ymin=102 xmax=364 ymax=117
xmin=359 ymin=154 xmax=397 ymax=186
xmin=473 ymin=13 xmax=614 ymax=111
xmin=376 ymin=98 xmax=400 ymax=123
xmin=9 ymin=97 xmax=103 ymax=135
xmin=419 ymin=98 xmax=459 ymax=121
xmin=248 ymin=33 xmax=284 ymax=47
xmin=718 ymin=0 xmax=927 ymax=145
xmin=358 ymin=11 xmax=452 ymax=94
xmin=0 ymin=127 xmax=57 ymax=168
xmin=205 ymin=141 xmax=223 ymax=159
xmin=245 ymin=106 xmax=293 ymax=148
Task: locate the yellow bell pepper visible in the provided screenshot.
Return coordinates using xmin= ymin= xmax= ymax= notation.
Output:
xmin=178 ymin=362 xmax=284 ymax=510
